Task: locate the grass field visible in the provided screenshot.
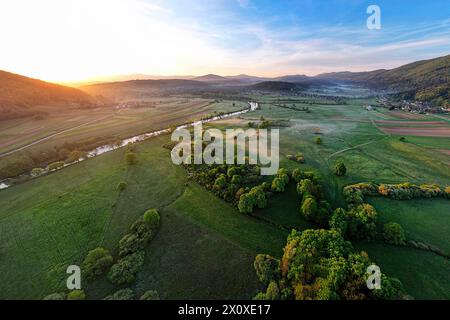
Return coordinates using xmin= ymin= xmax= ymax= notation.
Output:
xmin=356 ymin=242 xmax=450 ymax=300
xmin=0 ymin=94 xmax=448 ymax=300
xmin=368 ymin=197 xmax=450 ymax=255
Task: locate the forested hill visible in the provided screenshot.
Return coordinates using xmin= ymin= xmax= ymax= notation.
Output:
xmin=317 ymin=55 xmax=450 ymax=106
xmin=0 ymin=70 xmax=95 ymax=120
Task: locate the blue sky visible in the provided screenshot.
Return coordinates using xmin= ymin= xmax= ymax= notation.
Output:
xmin=0 ymin=0 xmax=449 ymax=81
xmin=152 ymin=0 xmax=450 ymax=74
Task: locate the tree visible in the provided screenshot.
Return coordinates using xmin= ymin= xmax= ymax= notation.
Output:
xmin=143 ymin=208 xmax=160 ymax=229
xmin=214 ymin=174 xmax=227 ymax=190
xmin=330 ymin=208 xmax=348 ymax=234
xmin=67 ymin=290 xmax=86 ymax=300
xmin=271 ymin=177 xmax=285 ymax=192
xmin=383 ymin=222 xmax=406 ymax=245
xmin=238 ymin=193 xmax=254 ymax=214
xmin=104 ymin=289 xmax=135 ymax=300
xmin=231 ymin=174 xmax=242 ymax=185
xmin=125 ymin=152 xmax=137 ymax=165
xmin=300 ymin=196 xmax=318 ymax=220
xmin=140 ymin=290 xmax=160 ymax=300
xmin=254 ymin=254 xmax=280 ymax=285
xmin=108 ymin=251 xmax=145 ymax=285
xmin=249 ymin=186 xmax=267 ymax=209
xmin=81 ymin=247 xmax=114 ymax=281
xmin=297 ymin=179 xmax=316 ymax=197
xmin=334 ymin=162 xmax=347 ymax=177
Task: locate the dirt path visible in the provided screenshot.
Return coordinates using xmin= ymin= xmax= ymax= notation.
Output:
xmin=0 ymin=115 xmax=112 ymax=158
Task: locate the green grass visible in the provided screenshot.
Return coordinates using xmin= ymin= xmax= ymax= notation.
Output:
xmin=164 ymin=183 xmax=288 ymax=258
xmin=0 ymin=135 xmax=186 ymax=299
xmin=356 ymin=242 xmax=450 ymax=300
xmin=368 ymin=197 xmax=450 ymax=255
xmin=0 ymin=94 xmax=448 ymax=300
xmin=253 ymin=182 xmax=316 ymax=231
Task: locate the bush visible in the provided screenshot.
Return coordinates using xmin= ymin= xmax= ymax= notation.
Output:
xmin=67 ymin=290 xmax=86 ymax=300
xmin=334 ymin=162 xmax=347 ymax=177
xmin=108 ymin=251 xmax=145 ymax=285
xmin=81 ymin=247 xmax=114 ymax=281
xmin=143 ymin=208 xmax=160 ymax=229
xmin=31 ymin=167 xmax=45 ymax=177
xmin=48 ymin=161 xmax=65 ymax=171
xmin=104 ymin=289 xmax=135 ymax=300
xmin=315 ymin=137 xmax=322 ymax=145
xmin=117 ymin=181 xmax=128 ymax=191
xmin=140 ymin=290 xmax=160 ymax=300
xmin=66 ymin=150 xmax=86 ymax=163
xmin=383 ymin=222 xmax=406 ymax=245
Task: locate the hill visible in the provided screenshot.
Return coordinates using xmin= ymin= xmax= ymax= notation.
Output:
xmin=247 ymin=81 xmax=303 ymax=92
xmin=317 ymin=55 xmax=450 ymax=106
xmin=0 ymin=70 xmax=96 ymax=120
xmin=81 ymin=79 xmax=210 ymax=100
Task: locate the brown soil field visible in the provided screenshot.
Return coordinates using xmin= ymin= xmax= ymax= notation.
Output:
xmin=387 ymin=111 xmax=426 ymax=120
xmin=437 ymin=149 xmax=450 ymax=156
xmin=381 ymin=126 xmax=450 ymax=137
xmin=376 ymin=120 xmax=446 ymax=126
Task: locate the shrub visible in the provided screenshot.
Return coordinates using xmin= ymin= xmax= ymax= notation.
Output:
xmin=108 ymin=251 xmax=145 ymax=285
xmin=31 ymin=167 xmax=45 ymax=177
xmin=66 ymin=150 xmax=86 ymax=163
xmin=383 ymin=222 xmax=406 ymax=245
xmin=67 ymin=290 xmax=86 ymax=300
xmin=117 ymin=181 xmax=128 ymax=191
xmin=143 ymin=209 xmax=160 ymax=229
xmin=315 ymin=137 xmax=322 ymax=145
xmin=104 ymin=289 xmax=135 ymax=300
xmin=81 ymin=247 xmax=114 ymax=281
xmin=334 ymin=162 xmax=347 ymax=177
xmin=140 ymin=290 xmax=160 ymax=300
xmin=48 ymin=161 xmax=65 ymax=171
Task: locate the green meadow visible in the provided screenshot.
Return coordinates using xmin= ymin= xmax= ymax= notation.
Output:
xmin=0 ymin=95 xmax=448 ymax=299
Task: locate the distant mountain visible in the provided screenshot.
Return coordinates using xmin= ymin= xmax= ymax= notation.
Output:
xmin=247 ymin=81 xmax=303 ymax=92
xmin=317 ymin=55 xmax=450 ymax=105
xmin=0 ymin=70 xmax=95 ymax=120
xmin=193 ymin=74 xmax=229 ymax=82
xmin=81 ymin=79 xmax=210 ymax=100
xmin=226 ymin=74 xmax=270 ymax=84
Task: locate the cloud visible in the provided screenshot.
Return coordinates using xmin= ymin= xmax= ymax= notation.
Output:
xmin=236 ymin=0 xmax=250 ymax=9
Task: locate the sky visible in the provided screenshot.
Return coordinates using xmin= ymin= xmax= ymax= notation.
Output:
xmin=0 ymin=0 xmax=449 ymax=82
